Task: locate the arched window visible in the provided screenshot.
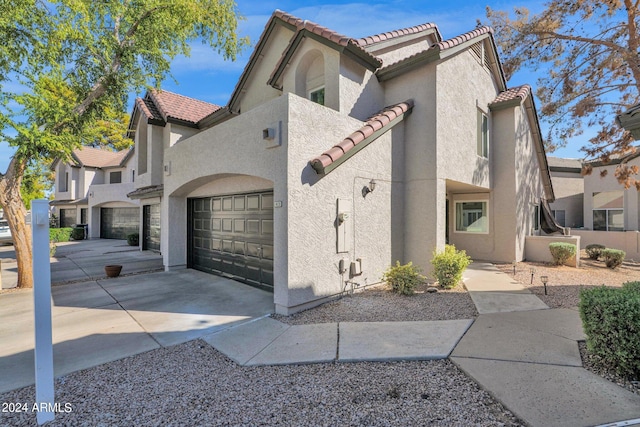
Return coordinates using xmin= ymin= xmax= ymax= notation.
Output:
xmin=296 ymin=50 xmax=325 ymax=105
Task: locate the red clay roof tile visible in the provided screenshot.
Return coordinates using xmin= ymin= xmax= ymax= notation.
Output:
xmin=309 ymin=100 xmax=414 ymax=172
xmin=356 ymin=23 xmax=440 ymax=46
xmin=72 ymin=146 xmax=132 ymax=168
xmin=148 ymin=90 xmax=221 ymax=124
xmin=379 ymin=26 xmax=494 ymax=73
xmin=491 ymin=85 xmax=532 ymax=105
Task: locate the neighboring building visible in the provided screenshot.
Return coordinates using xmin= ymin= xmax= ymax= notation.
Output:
xmin=617 ymin=104 xmax=640 ymax=140
xmin=126 ymin=90 xmax=220 ymax=252
xmin=582 ymin=152 xmax=640 ymax=232
xmin=127 ymin=10 xmax=554 ymax=314
xmin=52 ymin=146 xmax=139 ymax=239
xmin=547 ymin=157 xmax=584 ymax=228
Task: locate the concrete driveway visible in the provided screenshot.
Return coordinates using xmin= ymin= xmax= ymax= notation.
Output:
xmin=1 ymin=238 xmax=165 ymax=288
xmin=0 ymin=240 xmax=274 ymax=393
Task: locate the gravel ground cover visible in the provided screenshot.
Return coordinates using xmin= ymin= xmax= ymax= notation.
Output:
xmin=273 ymin=283 xmax=478 ymax=325
xmin=495 ymin=253 xmax=640 ymax=396
xmin=0 ymin=340 xmax=523 ymax=426
xmin=494 ymin=252 xmax=640 ymax=309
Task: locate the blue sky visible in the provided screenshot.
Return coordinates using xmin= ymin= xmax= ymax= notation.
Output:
xmin=2 ymin=0 xmax=586 ymax=173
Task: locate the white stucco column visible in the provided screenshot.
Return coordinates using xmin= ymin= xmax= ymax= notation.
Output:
xmin=404 ymin=178 xmax=446 ymax=274
xmin=163 ymin=196 xmax=187 ymax=270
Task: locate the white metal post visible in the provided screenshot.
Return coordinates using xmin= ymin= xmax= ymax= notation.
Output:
xmin=32 ymin=199 xmax=54 ymax=424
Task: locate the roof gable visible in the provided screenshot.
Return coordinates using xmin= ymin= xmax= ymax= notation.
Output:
xmin=376 ymin=26 xmax=506 ymax=90
xmin=70 ymin=146 xmax=133 ymax=169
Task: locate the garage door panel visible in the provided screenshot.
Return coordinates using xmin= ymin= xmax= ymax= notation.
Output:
xmin=101 ymin=207 xmax=139 ymax=240
xmin=189 ymin=191 xmax=274 ymax=291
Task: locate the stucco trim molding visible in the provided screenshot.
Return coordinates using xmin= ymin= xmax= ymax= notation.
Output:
xmin=309 ymin=100 xmax=413 ymax=175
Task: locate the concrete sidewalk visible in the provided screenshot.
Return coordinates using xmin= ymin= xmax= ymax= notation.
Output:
xmin=452 ymin=263 xmax=640 ymax=427
xmin=204 ymin=317 xmax=474 ymax=366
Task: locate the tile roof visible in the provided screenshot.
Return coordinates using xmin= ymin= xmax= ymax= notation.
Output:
xmin=434 ymin=26 xmax=493 ymax=50
xmin=273 ymin=10 xmax=349 ymax=45
xmin=310 ymin=100 xmax=413 ymax=172
xmin=147 ymin=90 xmax=221 ymax=124
xmin=491 ymin=85 xmax=532 ymax=105
xmin=72 ymin=146 xmax=132 ymax=168
xmin=377 ymin=26 xmax=497 ymax=76
xmin=547 ymin=156 xmax=583 ymax=170
xmin=267 ymin=10 xmax=382 ymax=89
xmin=356 ymin=23 xmax=440 ymax=47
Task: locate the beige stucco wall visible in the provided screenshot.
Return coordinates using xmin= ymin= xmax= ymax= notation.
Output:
xmin=285 ymin=94 xmax=401 ymax=313
xmin=163 ymin=93 xmax=288 ymax=295
xmin=583 ymin=157 xmax=640 ymax=231
xmin=383 ymin=59 xmax=439 ymax=273
xmin=525 ymin=235 xmax=581 ymax=267
xmin=339 ymin=56 xmax=384 ymax=121
xmin=572 ymin=229 xmax=640 ymax=260
xmin=163 ymin=93 xmax=401 ymax=314
xmin=549 ymin=170 xmax=584 ymax=228
xmin=240 ymin=25 xmax=292 ymax=114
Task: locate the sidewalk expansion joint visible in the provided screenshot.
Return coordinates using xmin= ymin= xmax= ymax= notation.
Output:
xmin=335 ymin=322 xmax=340 ymax=361
xmin=243 ymin=320 xmax=292 ymax=366
xmin=450 ymin=355 xmax=583 ymax=369
xmin=95 ymin=278 xmax=163 ymax=348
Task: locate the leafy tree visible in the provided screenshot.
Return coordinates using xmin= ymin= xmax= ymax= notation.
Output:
xmin=0 ymin=0 xmax=247 ymax=288
xmin=20 ymin=161 xmax=54 ymax=209
xmin=486 ymin=0 xmax=640 ymax=188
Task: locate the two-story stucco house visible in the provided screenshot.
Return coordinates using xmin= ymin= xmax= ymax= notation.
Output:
xmin=52 ymin=146 xmax=140 ymax=239
xmin=127 ymin=10 xmax=554 ymax=314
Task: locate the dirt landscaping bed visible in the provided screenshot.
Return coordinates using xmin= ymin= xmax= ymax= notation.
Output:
xmin=495 ymin=251 xmax=640 ymax=309
xmin=272 ymin=282 xmax=478 ymax=325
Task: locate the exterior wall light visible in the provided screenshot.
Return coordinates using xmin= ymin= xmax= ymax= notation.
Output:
xmin=363 ymin=179 xmax=377 ymax=197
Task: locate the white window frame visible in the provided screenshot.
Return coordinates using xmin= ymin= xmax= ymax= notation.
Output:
xmin=454 ymin=200 xmax=490 ymax=234
xmin=477 ymin=110 xmax=489 ymax=158
xmin=308 ymin=86 xmax=325 ymax=106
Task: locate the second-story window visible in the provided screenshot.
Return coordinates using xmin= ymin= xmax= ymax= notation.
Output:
xmin=477 ymin=110 xmax=489 ymax=158
xmin=59 ymin=171 xmax=68 ymax=192
xmin=110 ymin=171 xmax=122 ymax=184
xmin=309 ymin=87 xmax=325 ymax=106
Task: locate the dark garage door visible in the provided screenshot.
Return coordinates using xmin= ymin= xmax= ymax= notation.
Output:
xmin=143 ymin=204 xmax=161 ymax=252
xmin=188 ymin=191 xmax=274 ymax=291
xmin=59 ymin=208 xmax=77 ymax=228
xmin=100 ymin=207 xmax=140 ymax=239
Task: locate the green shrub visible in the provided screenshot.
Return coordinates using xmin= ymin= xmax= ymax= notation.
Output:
xmin=71 ymin=227 xmax=85 ymax=240
xmin=382 ymin=261 xmax=426 ymax=295
xmin=127 ymin=233 xmax=139 ymax=246
xmin=622 ymin=281 xmax=640 ymax=294
xmin=585 ymin=243 xmax=605 ymax=260
xmin=601 ymin=248 xmax=625 ymax=269
xmin=431 ymin=244 xmax=472 ymax=289
xmin=548 ymin=242 xmax=577 ymax=265
xmin=579 ymin=286 xmax=640 ymax=379
xmin=49 ymin=227 xmax=73 ymax=243
xmin=49 ymin=243 xmax=57 ymax=257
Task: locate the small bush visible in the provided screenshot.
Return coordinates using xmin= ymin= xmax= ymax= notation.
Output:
xmin=579 ymin=286 xmax=640 ymax=379
xmin=601 ymin=248 xmax=625 ymax=269
xmin=49 ymin=227 xmax=73 ymax=243
xmin=431 ymin=244 xmax=472 ymax=289
xmin=49 ymin=243 xmax=57 ymax=257
xmin=622 ymin=281 xmax=640 ymax=294
xmin=585 ymin=243 xmax=605 ymax=260
xmin=548 ymin=242 xmax=577 ymax=265
xmin=127 ymin=233 xmax=139 ymax=246
xmin=382 ymin=261 xmax=426 ymax=295
xmin=71 ymin=227 xmax=85 ymax=240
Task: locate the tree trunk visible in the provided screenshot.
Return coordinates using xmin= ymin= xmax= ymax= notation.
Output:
xmin=0 ymin=157 xmax=33 ymax=288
